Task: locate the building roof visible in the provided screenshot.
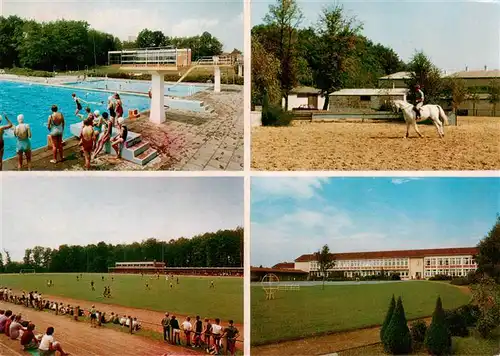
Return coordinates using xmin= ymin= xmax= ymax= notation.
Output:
xmin=272 ymin=262 xmax=295 ymax=269
xmin=330 ymin=88 xmax=408 ymax=96
xmin=251 ymin=267 xmax=308 ymax=274
xmin=295 ymin=247 xmax=479 ymax=262
xmin=379 ymin=71 xmax=413 ymax=80
xmin=290 ymin=86 xmax=322 ymax=95
xmin=445 ymin=69 xmax=500 ymax=79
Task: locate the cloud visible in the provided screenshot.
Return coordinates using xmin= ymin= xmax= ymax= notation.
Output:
xmin=252 ymin=177 xmax=328 ymax=200
xmin=466 ymin=0 xmax=499 ymax=3
xmin=391 ymin=178 xmax=422 ymax=185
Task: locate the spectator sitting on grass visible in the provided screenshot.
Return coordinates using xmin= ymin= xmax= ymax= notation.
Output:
xmin=132 ymin=317 xmax=141 ymax=331
xmin=9 ymin=315 xmax=26 ymax=340
xmin=4 ymin=313 xmax=14 ymax=337
xmin=119 ymin=315 xmax=127 ymax=326
xmin=38 ymin=327 xmax=70 ymax=356
xmin=20 ymin=323 xmax=39 ymax=350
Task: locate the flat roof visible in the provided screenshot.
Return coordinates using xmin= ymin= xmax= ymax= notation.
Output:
xmin=290 ymin=86 xmax=322 ymax=95
xmin=444 ymin=69 xmax=500 ymax=79
xmin=330 ymin=88 xmax=408 ymax=96
xmin=295 ymin=247 xmax=478 ymax=262
xmin=251 ymin=267 xmax=308 ymax=274
xmin=379 ymin=71 xmax=413 ymax=80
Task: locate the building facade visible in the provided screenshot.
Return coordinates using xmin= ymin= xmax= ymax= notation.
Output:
xmin=283 ymin=86 xmax=326 ymax=110
xmin=329 ymin=88 xmax=407 ymax=111
xmin=294 ymin=247 xmax=478 ymax=280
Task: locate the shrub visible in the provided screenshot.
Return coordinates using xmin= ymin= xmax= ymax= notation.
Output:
xmin=450 ymin=277 xmax=470 ymax=286
xmin=425 ymin=296 xmax=452 ymax=355
xmin=476 ymin=307 xmax=500 ymax=338
xmin=384 ymin=296 xmax=412 ymax=354
xmin=410 ymin=320 xmax=427 ymax=345
xmin=381 ymin=295 xmax=396 ymax=343
xmin=444 ymin=309 xmax=469 ymax=337
xmin=455 ymin=304 xmax=480 ymax=327
xmin=262 ymin=104 xmax=293 ymax=127
xmin=429 ymin=274 xmax=452 ymax=281
xmin=390 ymin=273 xmax=401 ymax=281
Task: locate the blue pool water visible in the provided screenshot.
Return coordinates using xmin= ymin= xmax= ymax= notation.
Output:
xmin=0 ymin=80 xmax=151 ymax=159
xmin=65 ymin=79 xmax=209 ymax=97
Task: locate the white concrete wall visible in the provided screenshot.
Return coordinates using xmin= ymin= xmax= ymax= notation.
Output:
xmin=409 ymin=258 xmax=424 ymax=279
xmin=251 ymin=111 xmax=262 ymax=127
xmin=294 ymin=261 xmax=311 ymax=273
xmin=282 ymin=94 xmax=326 ymax=111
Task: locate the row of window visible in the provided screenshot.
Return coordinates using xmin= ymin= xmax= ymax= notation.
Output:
xmin=424 ymin=256 xmax=475 ymax=267
xmin=424 ymin=268 xmax=476 ymax=277
xmin=344 ymin=270 xmax=409 ymax=278
xmin=311 ymin=258 xmax=409 ymax=270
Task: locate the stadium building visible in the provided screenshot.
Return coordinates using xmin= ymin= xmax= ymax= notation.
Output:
xmin=294 ymin=247 xmax=478 ymax=280
xmin=108 ymin=261 xmax=243 ymax=277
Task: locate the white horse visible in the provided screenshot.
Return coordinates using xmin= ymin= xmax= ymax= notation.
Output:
xmin=392 ymin=99 xmax=449 ymax=139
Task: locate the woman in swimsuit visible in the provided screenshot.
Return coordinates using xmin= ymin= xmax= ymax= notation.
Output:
xmin=92 ymin=112 xmax=113 ymax=160
xmin=47 ymin=105 xmax=65 ymax=164
xmin=111 ymin=117 xmax=128 ymax=159
xmin=107 ymin=95 xmax=116 ymax=118
xmin=0 ymin=114 xmax=14 ymax=171
xmin=80 ymin=117 xmax=95 ymax=170
xmin=114 ymin=93 xmax=124 ymax=118
xmin=13 ymin=114 xmax=32 ymax=170
xmin=92 ymin=110 xmax=104 ymax=150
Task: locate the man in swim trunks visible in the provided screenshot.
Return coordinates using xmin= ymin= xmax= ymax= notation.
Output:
xmin=47 ymin=105 xmax=65 ymax=164
xmin=111 ymin=117 xmax=127 ymax=159
xmin=72 ymin=93 xmax=83 ymax=115
xmin=79 ymin=117 xmax=95 ymax=170
xmin=13 ymin=114 xmax=32 ymax=170
xmin=0 ymin=114 xmax=13 ymax=171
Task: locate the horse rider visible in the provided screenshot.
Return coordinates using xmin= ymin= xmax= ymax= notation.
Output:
xmin=414 ymin=85 xmax=424 ymax=120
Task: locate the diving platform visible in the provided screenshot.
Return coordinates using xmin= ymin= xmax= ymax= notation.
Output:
xmin=108 ymin=47 xmax=238 ymax=124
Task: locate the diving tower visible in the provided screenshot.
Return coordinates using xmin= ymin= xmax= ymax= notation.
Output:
xmin=108 ymin=47 xmax=236 ymax=124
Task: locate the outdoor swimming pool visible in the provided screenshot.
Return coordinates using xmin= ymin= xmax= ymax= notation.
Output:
xmin=0 ymin=80 xmax=151 ymax=159
xmin=65 ymin=79 xmax=209 ymax=97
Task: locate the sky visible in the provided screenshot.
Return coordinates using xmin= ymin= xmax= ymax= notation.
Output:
xmin=0 ymin=0 xmax=243 ymax=51
xmin=252 ymin=0 xmax=500 ymax=73
xmin=251 ymin=177 xmax=500 ymax=267
xmin=0 ymin=176 xmax=243 ymax=261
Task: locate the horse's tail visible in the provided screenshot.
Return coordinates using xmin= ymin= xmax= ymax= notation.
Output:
xmin=437 ymin=105 xmax=449 ymax=126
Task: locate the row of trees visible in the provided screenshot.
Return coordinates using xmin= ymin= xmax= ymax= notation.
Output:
xmin=0 ymin=228 xmax=243 ymax=274
xmin=0 ymin=16 xmax=229 ymax=71
xmin=252 ymin=0 xmax=500 ymax=114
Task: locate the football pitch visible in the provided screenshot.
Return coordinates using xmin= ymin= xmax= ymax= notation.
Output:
xmin=0 ymin=273 xmax=243 ymax=322
xmin=251 ymin=281 xmax=470 ymax=345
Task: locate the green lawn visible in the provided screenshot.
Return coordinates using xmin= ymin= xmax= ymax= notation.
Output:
xmin=251 ymin=281 xmax=470 ymax=345
xmin=0 ymin=273 xmax=243 ymax=323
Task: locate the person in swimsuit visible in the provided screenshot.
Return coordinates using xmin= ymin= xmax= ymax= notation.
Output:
xmin=80 ymin=117 xmax=95 ymax=170
xmin=114 ymin=93 xmax=124 ymax=118
xmin=107 ymin=95 xmax=116 ymax=118
xmin=0 ymin=114 xmax=13 ymax=171
xmin=47 ymin=105 xmax=65 ymax=164
xmin=92 ymin=110 xmax=104 ymax=149
xmin=92 ymin=112 xmax=113 ymax=160
xmin=111 ymin=117 xmax=127 ymax=159
xmin=72 ymin=93 xmax=83 ymax=115
xmin=13 ymin=114 xmax=32 ymax=170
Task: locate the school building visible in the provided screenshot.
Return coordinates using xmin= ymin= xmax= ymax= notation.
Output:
xmin=294 ymin=247 xmax=479 ymax=280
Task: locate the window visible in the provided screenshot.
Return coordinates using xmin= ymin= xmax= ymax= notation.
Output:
xmin=360 ymin=95 xmax=371 ymax=101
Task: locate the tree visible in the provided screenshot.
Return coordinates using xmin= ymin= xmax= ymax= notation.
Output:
xmin=475 ymin=215 xmax=500 ymax=283
xmin=467 ymin=86 xmax=481 ymax=116
xmin=383 ymin=296 xmax=412 ymax=354
xmin=425 ymin=296 xmax=451 ymax=355
xmin=264 ymin=0 xmax=303 ymax=110
xmin=380 ymin=294 xmax=396 ymax=343
xmin=0 ymin=16 xmax=25 ymax=68
xmin=443 ymin=76 xmax=468 ymax=114
xmin=487 ymin=79 xmax=500 ymax=116
xmin=251 ymin=38 xmax=281 ymax=107
xmin=405 ymin=51 xmax=444 ymax=105
xmin=314 ymin=245 xmax=335 ymax=290
xmin=471 ymin=276 xmax=500 ymax=338
xmin=308 ymin=5 xmax=362 ymax=109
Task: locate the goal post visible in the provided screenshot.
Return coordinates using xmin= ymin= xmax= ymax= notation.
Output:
xmin=20 ymin=269 xmax=36 ymax=274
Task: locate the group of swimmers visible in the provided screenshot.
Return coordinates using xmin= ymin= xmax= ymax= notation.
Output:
xmin=0 ymin=91 xmax=128 ymax=171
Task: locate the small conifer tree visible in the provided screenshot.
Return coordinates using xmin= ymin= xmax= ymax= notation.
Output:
xmin=384 ymin=296 xmax=412 ymax=354
xmin=425 ymin=296 xmax=452 ymax=355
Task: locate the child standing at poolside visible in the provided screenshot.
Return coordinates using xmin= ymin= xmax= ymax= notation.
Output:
xmin=13 ymin=114 xmax=32 ymax=171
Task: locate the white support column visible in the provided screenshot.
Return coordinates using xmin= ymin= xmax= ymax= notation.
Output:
xmin=150 ymin=71 xmax=166 ymax=124
xmin=214 ymin=66 xmax=221 ymax=93
xmin=238 ymin=64 xmax=243 ymax=77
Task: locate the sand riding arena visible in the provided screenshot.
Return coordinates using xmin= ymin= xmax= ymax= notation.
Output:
xmin=251 ymin=116 xmax=500 ymax=171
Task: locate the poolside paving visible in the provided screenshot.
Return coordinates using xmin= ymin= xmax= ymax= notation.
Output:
xmin=1 ymin=84 xmax=243 ymax=171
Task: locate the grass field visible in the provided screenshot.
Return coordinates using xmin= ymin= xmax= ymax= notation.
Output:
xmin=0 ymin=273 xmax=243 ymax=323
xmin=251 ymin=281 xmax=470 ymax=345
